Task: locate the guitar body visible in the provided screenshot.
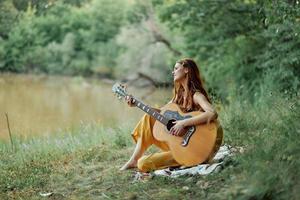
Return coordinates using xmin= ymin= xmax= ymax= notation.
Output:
xmin=153 ymin=103 xmax=223 ymax=167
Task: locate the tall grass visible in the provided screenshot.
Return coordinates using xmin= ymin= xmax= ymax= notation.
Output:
xmin=216 ymin=91 xmax=300 ymax=199
xmin=0 ymin=123 xmax=133 ymax=196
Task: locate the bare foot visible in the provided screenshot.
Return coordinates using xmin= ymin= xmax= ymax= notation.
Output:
xmin=120 ymin=160 xmax=137 ymax=171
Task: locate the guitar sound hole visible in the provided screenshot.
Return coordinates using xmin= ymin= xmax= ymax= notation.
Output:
xmin=166 ymin=119 xmax=176 ymax=131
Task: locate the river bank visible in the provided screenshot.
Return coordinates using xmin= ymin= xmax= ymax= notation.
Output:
xmin=0 ymin=93 xmax=299 ymax=199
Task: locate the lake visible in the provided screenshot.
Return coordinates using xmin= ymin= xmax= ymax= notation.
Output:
xmin=0 ymin=74 xmax=171 ymax=140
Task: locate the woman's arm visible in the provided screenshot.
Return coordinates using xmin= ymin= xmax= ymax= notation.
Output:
xmin=170 ymin=92 xmax=218 ymax=136
xmin=183 ymin=92 xmax=217 ymax=127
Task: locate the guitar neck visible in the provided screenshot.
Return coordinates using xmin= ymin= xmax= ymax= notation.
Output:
xmin=131 ymin=97 xmax=169 ymax=126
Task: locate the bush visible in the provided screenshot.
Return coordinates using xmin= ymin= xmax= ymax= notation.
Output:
xmin=1 ymin=0 xmax=127 ymax=75
xmin=156 ymin=0 xmax=300 ymax=100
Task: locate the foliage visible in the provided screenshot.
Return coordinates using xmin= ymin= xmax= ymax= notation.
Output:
xmin=1 ymin=0 xmax=127 ymax=75
xmin=155 ymin=0 xmax=300 ymax=100
xmin=217 ymin=91 xmax=300 ymax=199
xmin=12 ymin=0 xmax=88 ymax=14
xmin=0 ymin=0 xmax=18 ymax=39
xmin=1 ymin=0 xmax=298 ymax=99
xmin=11 ymin=0 xmax=49 ymax=14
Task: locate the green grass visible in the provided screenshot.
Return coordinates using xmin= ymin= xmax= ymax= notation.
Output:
xmin=0 ymin=93 xmax=299 ymax=199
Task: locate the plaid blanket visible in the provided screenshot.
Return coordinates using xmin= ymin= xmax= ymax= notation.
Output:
xmin=153 ymin=144 xmax=240 ymax=178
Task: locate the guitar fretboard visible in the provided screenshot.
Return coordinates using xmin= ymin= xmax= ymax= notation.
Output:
xmin=131 ymin=97 xmax=169 ymax=126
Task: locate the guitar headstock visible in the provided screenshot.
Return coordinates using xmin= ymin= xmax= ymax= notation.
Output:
xmin=112 ymin=83 xmax=128 ymax=100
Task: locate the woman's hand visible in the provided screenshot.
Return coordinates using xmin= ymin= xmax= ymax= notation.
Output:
xmin=170 ymin=120 xmax=187 ymax=137
xmin=125 ymin=95 xmax=136 ymax=107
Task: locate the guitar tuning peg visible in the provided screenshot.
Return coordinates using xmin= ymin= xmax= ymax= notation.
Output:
xmin=121 ymin=84 xmax=127 ymax=90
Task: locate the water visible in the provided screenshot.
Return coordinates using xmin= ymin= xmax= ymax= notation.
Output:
xmin=0 ymin=74 xmax=171 ymax=140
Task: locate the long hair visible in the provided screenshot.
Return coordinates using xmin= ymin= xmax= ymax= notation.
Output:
xmin=172 ymin=58 xmax=211 ymax=112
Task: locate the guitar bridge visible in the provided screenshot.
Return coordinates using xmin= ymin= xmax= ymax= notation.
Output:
xmin=181 ymin=126 xmax=196 ymax=147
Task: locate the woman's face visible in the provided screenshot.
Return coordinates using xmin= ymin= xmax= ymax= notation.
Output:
xmin=172 ymin=63 xmax=188 ymax=82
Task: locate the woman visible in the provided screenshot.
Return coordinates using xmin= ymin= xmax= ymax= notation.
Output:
xmin=120 ymin=58 xmax=220 ymax=172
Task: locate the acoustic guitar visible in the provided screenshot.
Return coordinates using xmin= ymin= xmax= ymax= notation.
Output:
xmin=112 ymin=83 xmax=223 ymax=167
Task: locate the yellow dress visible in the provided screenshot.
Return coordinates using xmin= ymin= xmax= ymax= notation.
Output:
xmin=131 ymin=114 xmax=179 ymax=172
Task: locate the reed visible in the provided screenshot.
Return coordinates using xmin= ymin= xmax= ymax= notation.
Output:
xmin=5 ymin=113 xmax=14 ymax=151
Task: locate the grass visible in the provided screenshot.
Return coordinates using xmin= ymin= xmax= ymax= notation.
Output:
xmin=0 ymin=93 xmax=299 ymax=199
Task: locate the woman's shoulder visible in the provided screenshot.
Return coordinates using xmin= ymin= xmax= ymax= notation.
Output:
xmin=192 ymin=91 xmax=206 ymax=100
xmin=192 ymin=91 xmax=212 ymax=110
xmin=191 ymin=91 xmax=206 ymax=112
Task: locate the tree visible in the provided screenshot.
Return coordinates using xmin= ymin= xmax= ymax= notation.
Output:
xmin=155 ymin=0 xmax=300 ymax=100
xmin=0 ymin=0 xmax=18 ymax=39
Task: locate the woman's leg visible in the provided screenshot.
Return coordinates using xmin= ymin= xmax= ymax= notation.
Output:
xmin=120 ymin=114 xmax=169 ymax=170
xmin=137 ymin=151 xmax=179 ymax=172
xmin=120 ymin=137 xmax=144 ymax=170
